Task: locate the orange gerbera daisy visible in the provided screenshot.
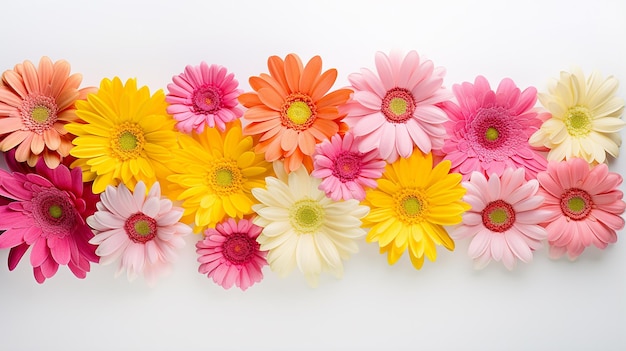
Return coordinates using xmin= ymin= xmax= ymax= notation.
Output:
xmin=0 ymin=57 xmax=94 ymax=168
xmin=239 ymin=54 xmax=352 ymax=173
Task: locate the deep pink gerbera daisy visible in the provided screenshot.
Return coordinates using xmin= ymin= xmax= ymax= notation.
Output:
xmin=166 ymin=62 xmax=243 ymax=133
xmin=537 ymin=158 xmax=625 ymax=259
xmin=0 ymin=158 xmax=99 ymax=283
xmin=341 ymin=51 xmax=450 ymax=162
xmin=311 ymin=132 xmax=386 ymax=201
xmin=440 ymin=76 xmax=548 ymax=180
xmin=87 ymin=181 xmax=191 ymax=283
xmin=452 ymin=168 xmax=551 ymax=269
xmin=196 ymin=218 xmax=267 ymax=290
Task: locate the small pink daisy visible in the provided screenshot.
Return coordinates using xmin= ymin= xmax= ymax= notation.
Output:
xmin=452 ymin=168 xmax=551 ymax=269
xmin=537 ymin=158 xmax=625 ymax=259
xmin=311 ymin=132 xmax=386 ymax=201
xmin=166 ymin=62 xmax=243 ymax=133
xmin=87 ymin=181 xmax=191 ymax=283
xmin=0 ymin=158 xmax=99 ymax=283
xmin=196 ymin=218 xmax=267 ymax=291
xmin=440 ymin=76 xmax=548 ymax=180
xmin=341 ymin=51 xmax=450 ymax=162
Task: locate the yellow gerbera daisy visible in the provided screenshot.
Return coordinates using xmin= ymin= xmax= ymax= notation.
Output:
xmin=66 ymin=77 xmax=179 ymax=194
xmin=529 ymin=67 xmax=625 ymax=164
xmin=362 ymin=150 xmax=470 ymax=269
xmin=167 ymin=119 xmax=273 ymax=233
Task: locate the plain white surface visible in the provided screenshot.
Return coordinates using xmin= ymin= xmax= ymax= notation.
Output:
xmin=1 ymin=0 xmax=625 ymax=350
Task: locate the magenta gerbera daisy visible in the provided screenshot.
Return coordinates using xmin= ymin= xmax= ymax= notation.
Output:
xmin=87 ymin=181 xmax=191 ymax=283
xmin=196 ymin=218 xmax=267 ymax=291
xmin=166 ymin=62 xmax=243 ymax=133
xmin=451 ymin=168 xmax=551 ymax=269
xmin=440 ymin=76 xmax=548 ymax=180
xmin=341 ymin=51 xmax=450 ymax=162
xmin=0 ymin=158 xmax=99 ymax=283
xmin=537 ymin=158 xmax=625 ymax=259
xmin=311 ymin=132 xmax=386 ymax=201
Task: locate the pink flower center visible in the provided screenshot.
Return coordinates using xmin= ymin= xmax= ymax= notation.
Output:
xmin=192 ymin=85 xmax=223 ymax=114
xmin=332 ymin=151 xmax=362 ymax=182
xmin=481 ymin=199 xmax=515 ymax=232
xmin=124 ymin=212 xmax=157 ymax=243
xmin=560 ymin=188 xmax=593 ymax=221
xmin=280 ymin=93 xmax=317 ymax=131
xmin=19 ymin=94 xmax=59 ymax=134
xmin=381 ymin=88 xmax=416 ymax=123
xmin=468 ymin=107 xmax=524 ymax=161
xmin=222 ymin=233 xmax=258 ymax=265
xmin=31 ymin=188 xmax=76 ymax=238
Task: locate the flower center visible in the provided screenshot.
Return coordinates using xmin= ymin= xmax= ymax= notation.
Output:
xmin=19 ymin=94 xmax=59 ymax=134
xmin=208 ymin=160 xmax=243 ymax=196
xmin=485 ymin=127 xmax=499 ymax=141
xmin=124 ymin=212 xmax=158 ymax=243
xmin=192 ymin=85 xmax=222 ymax=114
xmin=332 ymin=152 xmax=362 ymax=182
xmin=481 ymin=200 xmax=515 ymax=232
xmin=564 ymin=106 xmax=592 ymax=137
xmin=394 ymin=189 xmax=428 ymax=224
xmin=31 ymin=188 xmax=76 ymax=238
xmin=222 ymin=233 xmax=258 ymax=265
xmin=381 ymin=88 xmax=416 ymax=123
xmin=290 ymin=199 xmax=325 ymax=234
xmin=280 ymin=93 xmax=317 ymax=131
xmin=111 ymin=122 xmax=145 ymax=161
xmin=467 ymin=106 xmax=524 ymax=161
xmin=560 ymin=188 xmax=593 ymax=220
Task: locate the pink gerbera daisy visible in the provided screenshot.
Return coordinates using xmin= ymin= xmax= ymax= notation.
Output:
xmin=341 ymin=51 xmax=450 ymax=162
xmin=0 ymin=56 xmax=95 ymax=168
xmin=537 ymin=158 xmax=625 ymax=259
xmin=87 ymin=181 xmax=191 ymax=283
xmin=0 ymin=158 xmax=99 ymax=283
xmin=311 ymin=132 xmax=386 ymax=201
xmin=451 ymin=168 xmax=551 ymax=269
xmin=166 ymin=62 xmax=243 ymax=133
xmin=196 ymin=218 xmax=267 ymax=291
xmin=440 ymin=76 xmax=548 ymax=180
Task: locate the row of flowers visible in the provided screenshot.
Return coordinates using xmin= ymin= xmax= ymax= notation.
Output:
xmin=0 ymin=52 xmax=624 ymax=290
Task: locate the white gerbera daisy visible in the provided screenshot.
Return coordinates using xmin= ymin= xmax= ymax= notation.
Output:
xmin=251 ymin=162 xmax=369 ymax=287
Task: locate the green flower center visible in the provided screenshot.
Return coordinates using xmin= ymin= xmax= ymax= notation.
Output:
xmin=111 ymin=123 xmax=145 ymax=161
xmin=560 ymin=188 xmax=593 ymax=221
xmin=31 ymin=106 xmax=51 ymax=123
xmin=290 ymin=199 xmax=324 ymax=234
xmin=402 ymin=196 xmax=422 ymax=216
xmin=481 ymin=200 xmax=515 ymax=232
xmin=134 ymin=220 xmax=152 ymax=236
xmin=215 ymin=168 xmax=233 ymax=187
xmin=393 ymin=189 xmax=428 ymax=224
xmin=280 ymin=93 xmax=317 ymax=131
xmin=382 ymin=88 xmax=416 ymax=123
xmin=118 ymin=131 xmax=138 ymax=151
xmin=567 ymin=197 xmax=585 ymax=212
xmin=389 ymin=97 xmax=408 ymax=115
xmin=488 ymin=208 xmax=507 ymax=224
xmin=564 ymin=106 xmax=592 ymax=137
xmin=286 ymin=101 xmax=312 ymax=125
xmin=48 ymin=204 xmax=63 ymax=219
xmin=124 ymin=212 xmax=158 ymax=243
xmin=485 ymin=127 xmax=499 ymax=141
xmin=208 ymin=160 xmax=243 ymax=196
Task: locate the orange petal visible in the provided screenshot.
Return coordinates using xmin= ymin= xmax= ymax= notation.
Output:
xmin=0 ymin=117 xmax=24 ymax=133
xmin=22 ymin=60 xmax=40 ymax=94
xmin=44 ymin=128 xmax=62 ymax=150
xmin=30 ymin=133 xmax=45 ymax=154
xmin=298 ymin=131 xmax=316 ymax=156
xmin=316 ymin=88 xmax=352 ymax=109
xmin=0 ymin=130 xmax=30 ymax=150
xmin=238 ymin=92 xmax=262 ymax=107
xmin=280 ymin=127 xmax=298 ymax=152
xmin=0 ymin=89 xmax=23 ymax=108
xmin=285 ymin=148 xmax=304 ymax=173
xmin=43 ymin=149 xmax=61 ymax=168
xmin=3 ymin=70 xmax=28 ymax=98
xmin=50 ymin=59 xmax=72 ymax=97
xmin=284 ymin=54 xmax=303 ymax=94
xmin=310 ymin=68 xmax=338 ymax=102
xmin=264 ymin=137 xmax=284 ymax=162
xmin=267 ymin=56 xmax=289 ymax=91
xmin=243 ymin=106 xmax=280 ymax=122
xmin=244 ymin=119 xmax=282 ymax=135
xmin=299 ymin=56 xmax=322 ymax=94
xmin=312 ymin=119 xmax=339 ymax=138
xmin=257 ymin=88 xmax=284 ymax=111
xmin=37 ymin=57 xmax=54 ymax=96
xmin=14 ymin=133 xmax=34 ymax=162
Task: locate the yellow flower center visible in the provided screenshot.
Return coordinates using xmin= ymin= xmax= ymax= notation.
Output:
xmin=208 ymin=160 xmax=243 ymax=196
xmin=286 ymin=101 xmax=312 ymax=125
xmin=48 ymin=204 xmax=63 ymax=219
xmin=394 ymin=189 xmax=428 ymax=224
xmin=564 ymin=106 xmax=592 ymax=136
xmin=485 ymin=127 xmax=499 ymax=141
xmin=31 ymin=106 xmax=51 ymax=123
xmin=382 ymin=88 xmax=416 ymax=123
xmin=567 ymin=196 xmax=585 ymax=212
xmin=560 ymin=188 xmax=593 ymax=221
xmin=215 ymin=169 xmax=233 ymax=187
xmin=389 ymin=97 xmax=408 ymax=115
xmin=280 ymin=93 xmax=317 ymax=131
xmin=111 ymin=123 xmax=145 ymax=161
xmin=290 ymin=199 xmax=325 ymax=234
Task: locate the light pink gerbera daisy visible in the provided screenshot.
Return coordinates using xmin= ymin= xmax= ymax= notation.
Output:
xmin=196 ymin=218 xmax=267 ymax=291
xmin=440 ymin=76 xmax=548 ymax=180
xmin=341 ymin=51 xmax=450 ymax=162
xmin=0 ymin=56 xmax=95 ymax=168
xmin=452 ymin=168 xmax=551 ymax=269
xmin=537 ymin=158 xmax=625 ymax=259
xmin=0 ymin=158 xmax=99 ymax=283
xmin=166 ymin=62 xmax=243 ymax=133
xmin=87 ymin=181 xmax=191 ymax=283
xmin=311 ymin=132 xmax=386 ymax=201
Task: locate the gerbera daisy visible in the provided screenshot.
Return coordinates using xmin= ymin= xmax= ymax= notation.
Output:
xmin=65 ymin=77 xmax=179 ymax=194
xmin=167 ymin=119 xmax=273 ymax=233
xmin=196 ymin=218 xmax=267 ymax=290
xmin=251 ymin=162 xmax=369 ymax=287
xmin=529 ymin=67 xmax=625 ymax=164
xmin=87 ymin=181 xmax=191 ymax=283
xmin=166 ymin=62 xmax=244 ymax=133
xmin=451 ymin=169 xmax=551 ymax=270
xmin=340 ymin=51 xmax=450 ymax=162
xmin=440 ymin=76 xmax=548 ymax=180
xmin=0 ymin=158 xmax=99 ymax=283
xmin=537 ymin=158 xmax=625 ymax=259
xmin=311 ymin=132 xmax=386 ymax=201
xmin=362 ymin=149 xmax=469 ymax=269
xmin=0 ymin=56 xmax=95 ymax=168
xmin=239 ymin=53 xmax=352 ymax=173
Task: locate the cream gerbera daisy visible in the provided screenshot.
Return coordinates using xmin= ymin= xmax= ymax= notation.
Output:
xmin=529 ymin=67 xmax=625 ymax=164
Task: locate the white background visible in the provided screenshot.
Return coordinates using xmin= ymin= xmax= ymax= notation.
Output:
xmin=1 ymin=0 xmax=624 ymax=350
